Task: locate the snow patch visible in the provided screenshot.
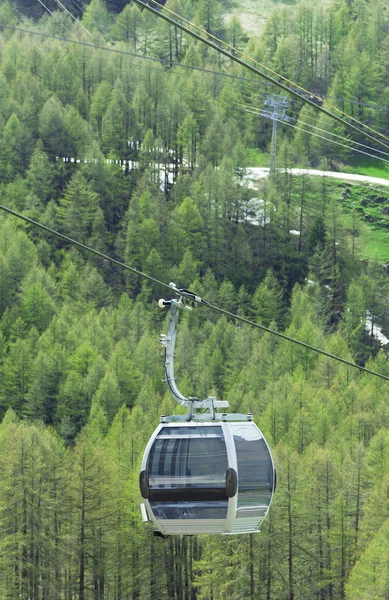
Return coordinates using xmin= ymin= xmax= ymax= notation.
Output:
xmin=366 ymin=312 xmax=389 ymax=346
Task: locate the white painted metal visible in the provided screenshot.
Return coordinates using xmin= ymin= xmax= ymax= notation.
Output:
xmin=139 ymin=296 xmax=275 ymax=536
xmin=140 ymin=421 xmax=274 ymax=536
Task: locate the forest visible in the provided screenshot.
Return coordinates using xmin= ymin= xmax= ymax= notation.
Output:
xmin=1 ymin=0 xmax=389 ymax=598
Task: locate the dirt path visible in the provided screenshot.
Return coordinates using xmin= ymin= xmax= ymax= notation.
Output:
xmin=246 ymin=167 xmax=389 ymax=188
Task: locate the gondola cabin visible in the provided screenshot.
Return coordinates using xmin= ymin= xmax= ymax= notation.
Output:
xmin=140 ymin=420 xmax=275 ymax=536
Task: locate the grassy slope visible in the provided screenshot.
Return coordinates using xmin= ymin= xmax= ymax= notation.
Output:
xmin=226 ymin=0 xmax=331 ymax=36
xmin=341 ymin=156 xmax=389 ymax=179
xmin=340 ymin=181 xmax=389 ymax=261
xmin=247 ymin=156 xmax=389 ymax=261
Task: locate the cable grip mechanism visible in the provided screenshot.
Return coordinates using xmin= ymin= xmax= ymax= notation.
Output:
xmin=157 ymin=283 xmax=253 ymax=423
xmin=167 ymin=282 xmax=202 ymax=308
xmin=157 ymin=284 xmax=230 ymax=421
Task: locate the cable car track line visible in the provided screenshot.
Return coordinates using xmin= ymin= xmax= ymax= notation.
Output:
xmin=143 ymin=0 xmax=389 ymax=150
xmin=239 ymin=103 xmax=389 ymax=159
xmin=1 ymin=203 xmax=388 ymax=382
xmin=0 ymin=24 xmax=282 ymax=86
xmin=0 ymin=203 xmax=173 ymax=294
xmin=3 ymin=21 xmax=388 ymax=148
xmin=53 ymin=0 xmax=93 ymax=37
xmin=9 ymin=4 xmax=385 ymax=148
xmin=145 ymin=0 xmax=389 ymax=146
xmin=132 ymin=0 xmax=389 ymax=152
xmin=36 ymin=0 xmax=72 ymax=34
xmin=242 ymin=108 xmax=389 ymax=164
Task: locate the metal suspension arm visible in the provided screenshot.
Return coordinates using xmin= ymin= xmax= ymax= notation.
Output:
xmin=158 ymin=298 xmax=191 ymax=407
xmin=158 ymin=290 xmax=231 ymax=420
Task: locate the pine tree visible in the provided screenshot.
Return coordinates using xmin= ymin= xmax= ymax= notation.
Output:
xmin=58 ymin=171 xmax=104 ymax=244
xmin=26 ymin=143 xmax=55 ymax=207
xmin=38 ymin=96 xmax=67 ymax=159
xmin=0 ymin=113 xmax=33 ymax=182
xmin=114 ymin=3 xmax=143 ymax=47
xmin=252 ymin=270 xmax=286 ymax=329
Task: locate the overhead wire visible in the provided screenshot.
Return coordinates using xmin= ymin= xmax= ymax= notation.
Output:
xmin=65 ymin=0 xmax=114 ymax=44
xmin=23 ymin=1 xmax=389 ymax=120
xmin=1 ymin=11 xmax=388 ymax=380
xmin=287 ymin=115 xmax=389 ymax=156
xmin=0 ymin=23 xmax=277 ymax=86
xmin=243 ymin=107 xmax=389 ymax=165
xmin=67 ymin=0 xmax=85 ymax=16
xmin=240 ymin=89 xmax=389 ymax=147
xmin=6 ymin=6 xmax=389 ymax=158
xmin=53 ymin=0 xmax=93 ymax=37
xmin=3 ymin=21 xmax=387 ymax=180
xmin=240 ymin=98 xmax=385 ymax=154
xmin=36 ymin=0 xmax=71 ymax=33
xmin=0 ymin=204 xmax=173 ymax=293
xmin=1 ymin=21 xmax=386 ymax=141
xmin=0 ymin=20 xmax=303 ymax=123
xmin=142 ymin=0 xmax=389 ymax=150
xmin=283 ymin=117 xmax=389 ymax=160
xmin=232 ymin=70 xmax=389 ymax=158
xmin=0 ymin=202 xmax=388 ymax=383
xmin=240 ymin=103 xmax=389 ymax=162
xmin=4 ymin=20 xmax=385 ymax=176
xmin=36 ymin=0 xmax=56 ymax=18
xmin=154 ymin=0 xmax=389 ymax=146
xmin=326 ymin=95 xmax=389 ymax=112
xmin=206 ymin=73 xmax=389 ymax=139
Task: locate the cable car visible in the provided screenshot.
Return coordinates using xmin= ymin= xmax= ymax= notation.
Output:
xmin=139 ymin=288 xmax=275 ymax=536
xmin=140 ymin=420 xmax=275 ymax=535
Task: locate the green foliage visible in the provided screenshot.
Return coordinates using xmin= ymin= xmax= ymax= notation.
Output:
xmin=38 ymin=96 xmax=67 ymax=157
xmin=0 ymin=1 xmax=389 ymax=597
xmin=58 ymin=171 xmax=106 ymax=245
xmin=114 ymin=4 xmax=143 ymax=47
xmin=82 ymin=0 xmax=112 ymax=34
xmin=345 ymin=519 xmax=389 ymax=599
xmin=252 ymin=269 xmax=286 ymax=328
xmin=195 ymin=0 xmax=223 ymax=35
xmin=0 ymin=113 xmax=33 ymax=182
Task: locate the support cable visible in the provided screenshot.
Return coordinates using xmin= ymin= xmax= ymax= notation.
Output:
xmin=0 ymin=204 xmax=173 ymax=294
xmin=145 ymin=0 xmax=389 ymax=149
xmin=2 ymin=21 xmax=388 ymax=145
xmin=2 ymin=23 xmax=384 ymax=169
xmin=240 ymin=103 xmax=389 ymax=159
xmin=0 ymin=24 xmax=277 ymax=85
xmin=53 ymin=0 xmax=93 ymax=37
xmin=238 ymin=87 xmax=389 ymax=149
xmin=1 ymin=203 xmax=389 ymax=383
xmin=36 ymin=0 xmax=56 ymax=18
xmin=36 ymin=0 xmax=71 ymax=33
xmin=243 ymin=108 xmax=389 ymax=165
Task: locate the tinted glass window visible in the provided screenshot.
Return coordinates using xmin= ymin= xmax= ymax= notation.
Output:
xmin=157 ymin=426 xmax=222 ymax=437
xmin=147 ymin=426 xmax=228 ymax=506
xmin=231 ymin=425 xmax=274 ymax=512
xmin=148 ymin=437 xmax=227 ymax=489
xmin=151 ymin=501 xmax=228 ymax=520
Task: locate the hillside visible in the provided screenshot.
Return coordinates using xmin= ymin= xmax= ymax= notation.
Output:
xmin=0 ymin=0 xmax=389 ymax=598
xmin=226 ymin=0 xmax=332 ymax=36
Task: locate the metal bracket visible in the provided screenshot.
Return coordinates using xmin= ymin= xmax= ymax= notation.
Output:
xmin=158 ymin=285 xmax=252 ymax=422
